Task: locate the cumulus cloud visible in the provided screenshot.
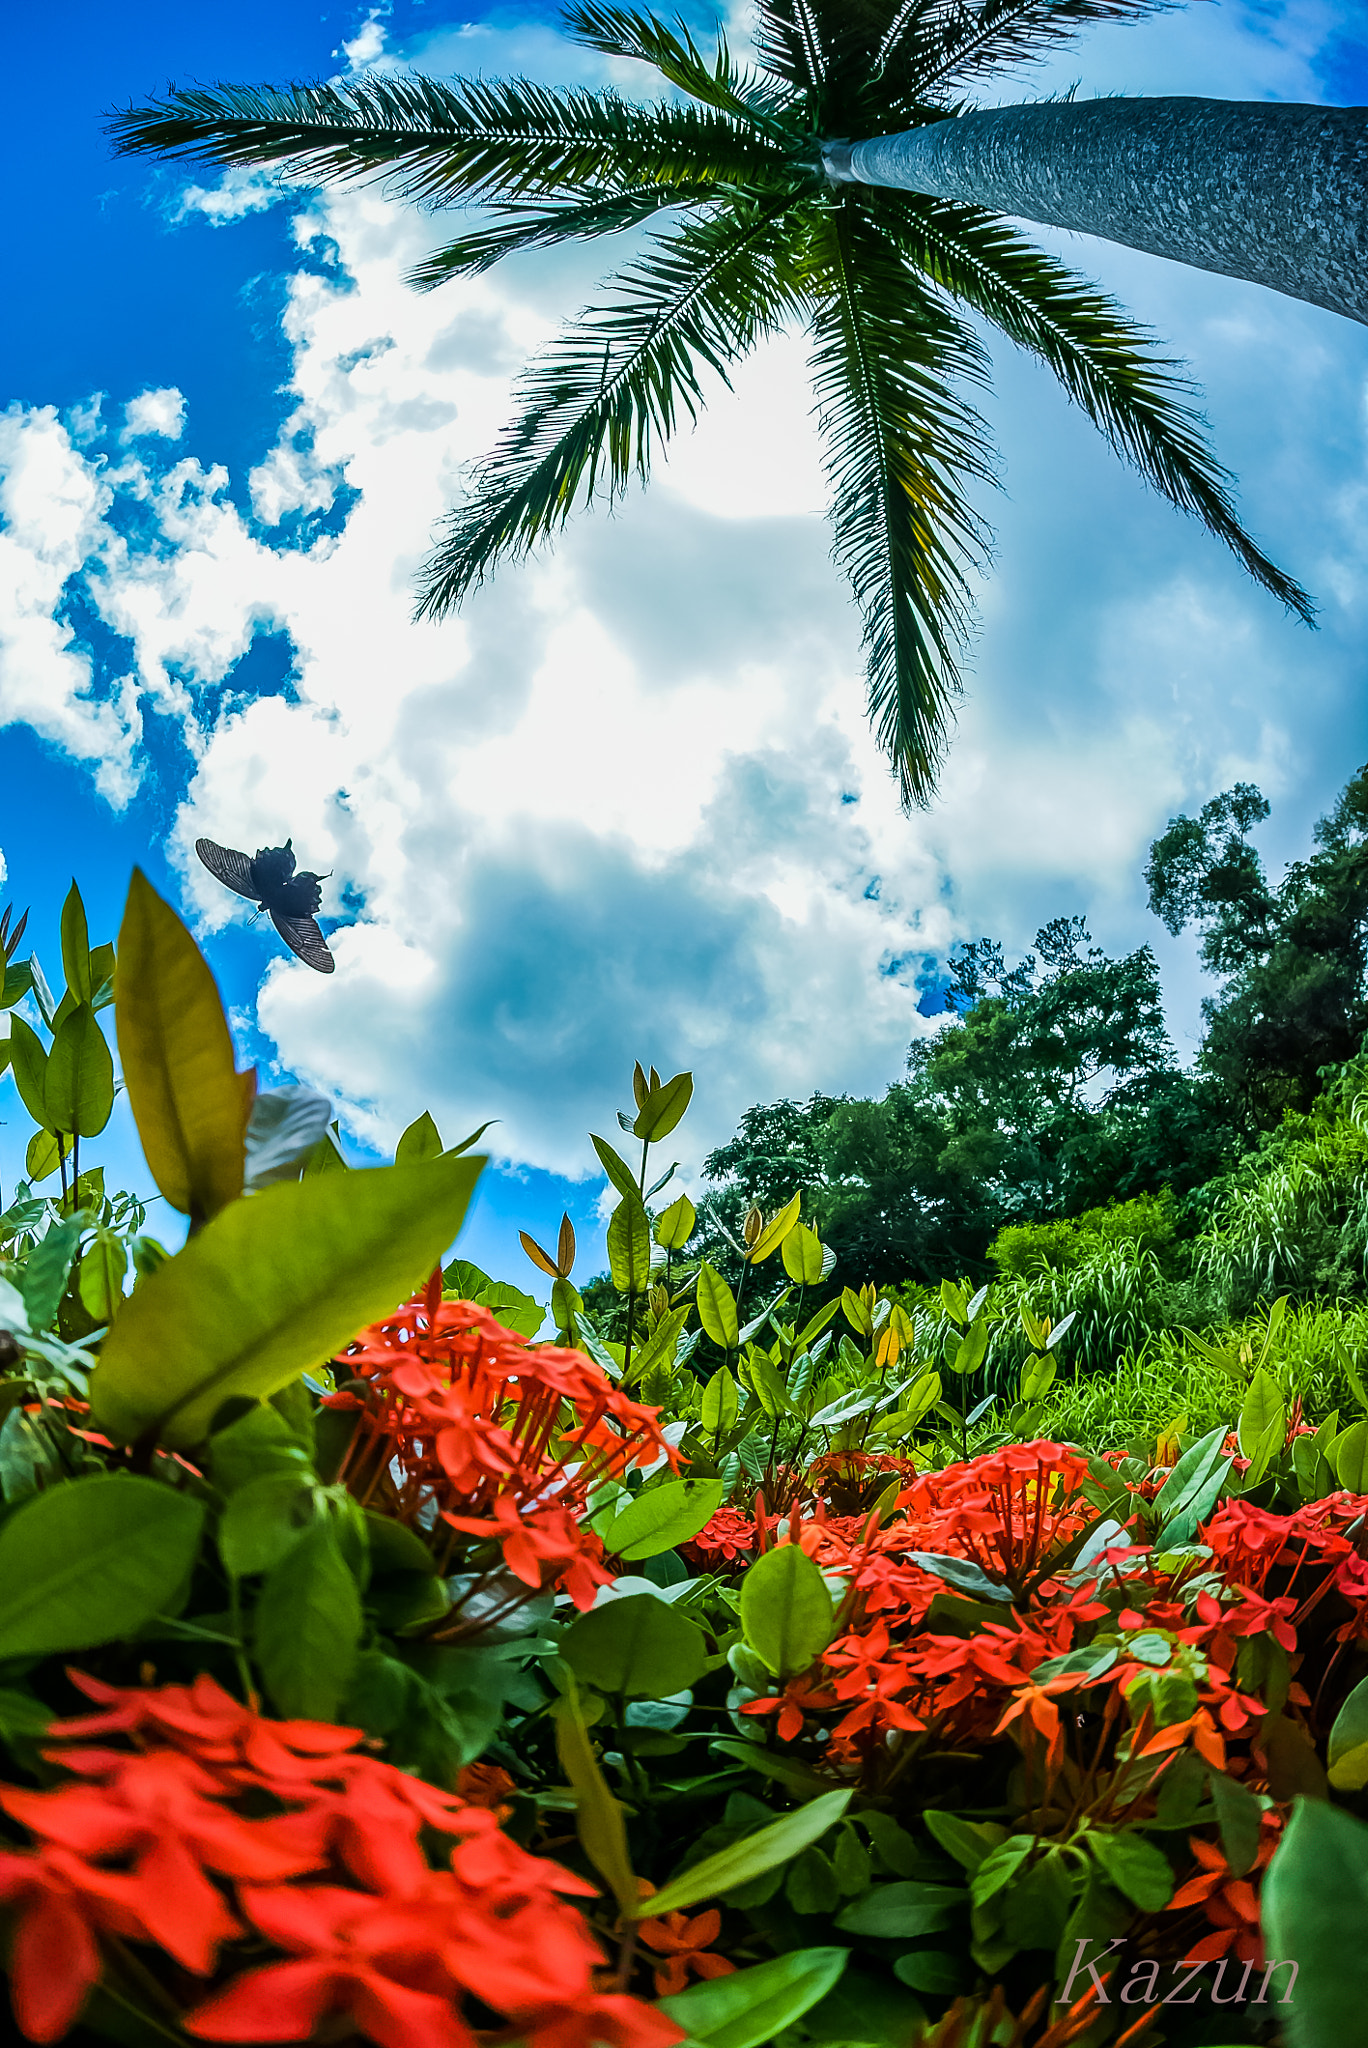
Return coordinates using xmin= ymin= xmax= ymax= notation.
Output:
xmin=122 ymin=388 xmax=186 ymax=440
xmin=0 ymin=0 xmax=1364 ymax=1174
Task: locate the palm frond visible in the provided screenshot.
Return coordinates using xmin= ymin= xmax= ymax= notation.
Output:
xmin=562 ymin=2 xmax=796 ymax=131
xmin=106 ymin=75 xmax=783 ymax=206
xmin=806 ymin=203 xmax=997 ymax=805
xmin=417 ymin=197 xmax=803 ymax=618
xmin=879 ymin=0 xmax=1173 ymax=99
xmin=752 ymin=0 xmax=831 ymax=94
xmin=876 ymin=194 xmax=1315 ymax=620
xmin=409 ymin=186 xmax=722 ymax=287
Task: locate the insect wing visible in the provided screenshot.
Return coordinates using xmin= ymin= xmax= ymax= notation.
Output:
xmin=271 ymin=911 xmax=335 ymax=975
xmin=196 ymin=839 xmax=261 ymax=901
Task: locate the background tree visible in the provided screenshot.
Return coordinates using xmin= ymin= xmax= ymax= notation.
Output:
xmin=111 ymin=0 xmax=1310 ymax=804
xmin=1147 ymin=764 xmax=1368 ymax=1124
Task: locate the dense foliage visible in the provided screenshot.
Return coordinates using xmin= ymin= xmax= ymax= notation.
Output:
xmin=0 ymin=861 xmax=1368 ymax=2046
xmin=700 ymin=767 xmax=1368 ymax=1295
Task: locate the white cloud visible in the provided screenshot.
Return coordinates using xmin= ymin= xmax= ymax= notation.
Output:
xmin=2 ymin=0 xmax=1365 ymax=1171
xmin=122 ymin=387 xmax=186 ymax=440
xmin=176 ymin=168 xmax=284 ymax=227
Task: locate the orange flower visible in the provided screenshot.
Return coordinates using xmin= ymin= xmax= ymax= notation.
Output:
xmin=636 ymin=1908 xmax=736 ymax=1997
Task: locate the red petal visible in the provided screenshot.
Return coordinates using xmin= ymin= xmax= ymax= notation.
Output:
xmin=11 ymin=1891 xmax=100 ymax=2044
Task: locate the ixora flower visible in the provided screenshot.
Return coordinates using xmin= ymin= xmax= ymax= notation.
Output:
xmin=324 ymin=1291 xmax=679 ymax=1613
xmin=0 ymin=1671 xmax=680 ymax=2048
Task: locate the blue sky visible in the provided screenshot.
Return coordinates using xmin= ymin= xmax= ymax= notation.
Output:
xmin=2 ymin=0 xmax=1367 ymax=1286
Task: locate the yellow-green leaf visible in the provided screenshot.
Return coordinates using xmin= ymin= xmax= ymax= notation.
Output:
xmin=89 ymin=1154 xmax=484 ymax=1448
xmin=555 ymin=1685 xmax=638 ymax=1917
xmin=634 ymin=1791 xmax=852 ymax=1919
xmin=654 ymin=1193 xmax=696 ymax=1252
xmin=781 ymin=1222 xmax=825 ymax=1286
xmin=748 ymin=1193 xmax=801 ymax=1264
xmin=60 ymin=882 xmax=93 ymax=1006
xmin=395 ymin=1111 xmax=442 ymax=1164
xmin=607 ymin=1186 xmax=652 ymax=1296
xmin=696 ymin=1260 xmax=739 ymax=1349
xmin=115 ymin=870 xmax=256 ymax=1222
xmin=633 ymin=1070 xmax=693 ymax=1142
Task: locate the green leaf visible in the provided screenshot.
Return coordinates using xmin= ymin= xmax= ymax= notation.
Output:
xmin=660 ymin=1949 xmax=849 ymax=2048
xmin=561 ymin=1592 xmax=708 ymax=1697
xmin=591 ymin=1134 xmax=640 ymax=1203
xmin=243 ymin=1087 xmax=333 ymax=1191
xmin=115 ymin=869 xmax=255 ymax=1222
xmin=906 ymin=1551 xmax=1013 ymax=1603
xmin=208 ymin=1402 xmax=315 ymax=1494
xmin=636 ymin=1790 xmax=853 ymax=1919
xmin=740 ymin=1542 xmax=835 ymax=1678
xmin=604 ymin=1479 xmax=724 ymax=1561
xmin=634 ymin=1070 xmax=693 ymax=1141
xmin=554 ymin=1683 xmax=638 ymax=1916
xmin=748 ymin=1193 xmax=801 ymax=1264
xmin=45 ymin=1004 xmax=115 ymax=1138
xmin=0 ymin=1474 xmax=205 ymax=1657
xmin=24 ymin=1129 xmax=62 ymax=1184
xmin=254 ymin=1519 xmax=362 ymax=1719
xmin=655 ymin=1192 xmax=696 ymax=1251
xmin=395 ymin=1110 xmax=443 ymax=1164
xmin=1262 ymin=1796 xmax=1368 ymax=2045
xmin=59 ymin=882 xmax=93 ymax=1005
xmin=696 ymin=1260 xmax=739 ymax=1349
xmin=1237 ymin=1364 xmax=1285 ymax=1483
xmin=1328 ymin=1673 xmax=1368 ymax=1792
xmin=922 ymin=1811 xmax=1006 ymax=1874
xmin=948 ymin=1315 xmax=988 ymax=1376
xmin=22 ymin=1218 xmax=84 ymax=1332
xmin=218 ymin=1472 xmax=316 ymax=1577
xmin=607 ymin=1185 xmax=652 ymax=1295
xmin=834 ymin=1880 xmax=965 ymax=1937
xmin=701 ymin=1366 xmax=739 ymax=1436
xmin=1152 ymin=1423 xmax=1232 ymax=1543
xmin=1088 ymin=1830 xmax=1173 ymax=1911
xmin=1210 ymin=1768 xmax=1264 ymax=1876
xmin=78 ymin=1228 xmax=129 ymax=1324
xmin=1331 ymin=1419 xmax=1368 ymax=1494
xmin=8 ymin=1017 xmax=52 ymax=1131
xmin=90 ymin=1154 xmax=484 ymax=1448
xmin=781 ymin=1221 xmax=825 ymax=1286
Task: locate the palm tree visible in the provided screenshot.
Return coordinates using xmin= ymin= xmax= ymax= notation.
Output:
xmin=109 ymin=0 xmax=1336 ymax=804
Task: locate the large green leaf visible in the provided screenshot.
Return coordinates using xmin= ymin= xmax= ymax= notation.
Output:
xmin=607 ymin=1185 xmax=652 ymax=1295
xmin=561 ymin=1592 xmax=708 ymax=1697
xmin=115 ymin=869 xmax=256 ymax=1222
xmin=1237 ymin=1364 xmax=1285 ymax=1484
xmin=0 ymin=1475 xmax=205 ymax=1657
xmin=254 ymin=1519 xmax=362 ymax=1719
xmin=60 ymin=881 xmax=93 ymax=1005
xmin=604 ymin=1478 xmax=724 ymax=1561
xmin=660 ymin=1949 xmax=849 ymax=2048
xmin=655 ymin=1192 xmax=697 ymax=1251
xmin=780 ymin=1221 xmax=825 ymax=1286
xmin=395 ymin=1110 xmax=443 ymax=1164
xmin=696 ymin=1260 xmax=739 ymax=1349
xmin=740 ymin=1541 xmax=835 ymax=1677
xmin=45 ymin=1003 xmax=115 ymax=1138
xmin=637 ymin=1790 xmax=852 ymax=1919
xmin=1152 ymin=1422 xmax=1231 ymax=1543
xmin=834 ymin=1880 xmax=965 ymax=1937
xmin=8 ymin=1016 xmax=52 ymax=1132
xmin=1262 ymin=1796 xmax=1368 ymax=2045
xmin=90 ymin=1153 xmax=484 ymax=1447
xmin=1328 ymin=1673 xmax=1368 ymax=1791
xmin=701 ymin=1367 xmax=739 ymax=1436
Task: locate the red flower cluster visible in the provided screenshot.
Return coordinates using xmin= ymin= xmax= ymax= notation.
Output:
xmin=327 ymin=1289 xmax=678 ymax=1609
xmin=0 ymin=1672 xmax=682 ymax=2048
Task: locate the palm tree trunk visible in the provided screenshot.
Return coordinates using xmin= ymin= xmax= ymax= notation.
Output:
xmin=823 ymin=99 xmax=1368 ymax=326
